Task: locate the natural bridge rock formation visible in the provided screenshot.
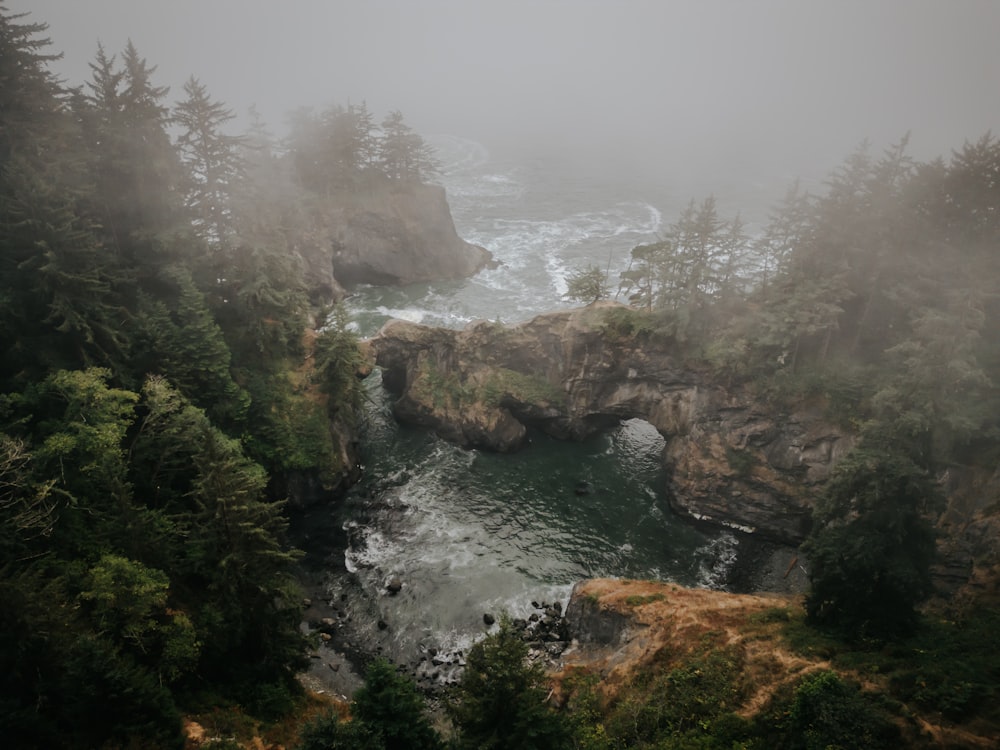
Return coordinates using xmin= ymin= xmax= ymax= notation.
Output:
xmin=370 ymin=303 xmax=854 ymax=545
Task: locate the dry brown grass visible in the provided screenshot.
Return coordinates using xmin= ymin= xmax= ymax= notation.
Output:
xmin=554 ymin=579 xmax=824 ymax=717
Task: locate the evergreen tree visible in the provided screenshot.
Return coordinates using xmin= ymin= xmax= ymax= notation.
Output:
xmin=314 ymin=303 xmax=365 ymax=419
xmin=173 ymin=76 xmax=245 ymax=249
xmin=0 ymin=9 xmax=126 ymax=381
xmin=448 ymin=616 xmax=572 ymax=750
xmin=75 ymin=40 xmax=187 ymax=279
xmin=565 ymin=264 xmax=609 ymax=305
xmin=378 ymin=110 xmax=440 ymax=182
xmin=351 ymin=658 xmax=441 ymax=750
xmin=133 ymin=265 xmax=249 ymax=427
xmin=618 ymin=240 xmax=670 ymax=312
xmin=0 ymin=6 xmax=65 ymax=169
xmin=184 ymin=423 xmax=308 ymax=700
xmin=804 ymin=443 xmax=942 ymax=639
xmin=940 ymin=132 xmax=1000 ymax=244
xmin=751 ymin=180 xmax=812 ymax=295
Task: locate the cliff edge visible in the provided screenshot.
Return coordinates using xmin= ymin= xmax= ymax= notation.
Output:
xmin=369 ymin=303 xmax=998 ymax=592
xmin=370 ymin=303 xmax=851 ymax=545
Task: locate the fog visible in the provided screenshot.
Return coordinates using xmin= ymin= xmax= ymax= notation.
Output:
xmin=13 ymin=0 xmax=1000 ymax=186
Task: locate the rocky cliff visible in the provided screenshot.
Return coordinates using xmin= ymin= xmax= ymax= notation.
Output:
xmin=369 ymin=302 xmax=997 ymax=592
xmin=325 ymin=181 xmax=492 ymax=288
xmin=370 ymin=302 xmax=852 ymax=545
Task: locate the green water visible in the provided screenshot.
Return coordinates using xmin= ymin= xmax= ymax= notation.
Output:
xmin=319 ymin=373 xmax=736 ymax=664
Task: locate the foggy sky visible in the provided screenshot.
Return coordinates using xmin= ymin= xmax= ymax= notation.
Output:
xmin=11 ymin=0 xmax=1000 ymax=184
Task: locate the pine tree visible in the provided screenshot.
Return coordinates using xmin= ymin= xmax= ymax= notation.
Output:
xmin=565 ymin=264 xmax=609 ymax=304
xmin=173 ymin=76 xmax=245 ymax=249
xmin=0 ymin=9 xmax=126 ymax=380
xmin=804 ymin=444 xmax=941 ymax=639
xmin=185 ymin=422 xmax=307 ymax=696
xmin=351 ymin=658 xmax=441 ymax=750
xmin=75 ymin=40 xmax=186 ymax=277
xmin=750 ymin=180 xmax=812 ymax=295
xmin=133 ymin=266 xmax=249 ymax=428
xmin=0 ymin=6 xmax=65 ymax=169
xmin=378 ymin=110 xmax=440 ymax=182
xmin=448 ymin=616 xmax=572 ymax=750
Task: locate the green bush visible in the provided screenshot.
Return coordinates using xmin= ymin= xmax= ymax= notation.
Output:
xmin=603 ymin=645 xmax=748 ymax=747
xmin=296 ymin=710 xmax=383 ymax=750
xmin=448 ymin=616 xmax=572 ymax=750
xmin=599 ymin=306 xmax=659 ymax=341
xmin=351 ymin=658 xmax=441 ymax=750
xmin=781 ymin=670 xmax=899 ymax=750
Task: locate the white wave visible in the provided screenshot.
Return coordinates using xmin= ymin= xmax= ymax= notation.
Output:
xmin=695 ymin=532 xmax=740 ymax=589
xmin=546 ymin=252 xmax=570 ymax=297
xmin=375 ymin=306 xmax=425 ymax=323
xmin=344 ymin=526 xmax=400 ymax=573
xmin=644 ymin=202 xmax=664 ymax=235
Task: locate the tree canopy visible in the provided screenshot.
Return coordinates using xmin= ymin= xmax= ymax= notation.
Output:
xmin=0 ymin=8 xmax=403 ymax=745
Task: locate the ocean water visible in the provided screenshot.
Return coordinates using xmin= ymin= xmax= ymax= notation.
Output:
xmin=320 ymin=136 xmax=768 ymax=666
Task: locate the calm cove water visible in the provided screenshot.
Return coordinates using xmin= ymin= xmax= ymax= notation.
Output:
xmin=305 ymin=136 xmax=784 ymax=669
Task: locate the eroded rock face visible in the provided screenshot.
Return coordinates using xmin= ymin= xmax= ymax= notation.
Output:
xmin=327 ymin=182 xmax=492 ymax=287
xmin=370 ymin=303 xmax=853 ymax=544
xmin=368 ymin=303 xmax=1000 ymax=589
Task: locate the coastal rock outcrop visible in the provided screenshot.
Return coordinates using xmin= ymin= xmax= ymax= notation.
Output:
xmin=369 ymin=303 xmax=997 ymax=587
xmin=327 ymin=181 xmax=492 ymax=287
xmin=370 ymin=303 xmax=852 ymax=544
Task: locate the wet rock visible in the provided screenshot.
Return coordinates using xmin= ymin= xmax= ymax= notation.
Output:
xmin=483 ymin=612 xmax=496 ymax=626
xmin=565 ymin=581 xmax=630 ymax=645
xmin=377 ymin=619 xmax=388 ymax=631
xmin=386 ymin=577 xmax=403 ymax=595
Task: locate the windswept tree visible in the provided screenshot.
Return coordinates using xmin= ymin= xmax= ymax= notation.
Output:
xmin=618 ymin=240 xmax=670 ymax=311
xmin=565 ymin=264 xmax=609 ymax=305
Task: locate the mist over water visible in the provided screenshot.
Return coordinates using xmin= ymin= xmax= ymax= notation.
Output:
xmin=331 ymin=137 xmax=748 ymax=666
xmin=347 ymin=134 xmax=784 ymax=337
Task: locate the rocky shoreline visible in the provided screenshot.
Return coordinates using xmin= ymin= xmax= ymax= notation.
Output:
xmin=289 ymin=498 xmax=807 ymax=699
